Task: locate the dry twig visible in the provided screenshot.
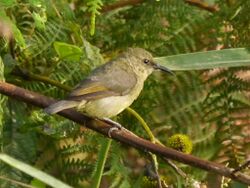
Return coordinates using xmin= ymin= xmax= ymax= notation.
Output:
xmin=184 ymin=0 xmax=219 ymax=12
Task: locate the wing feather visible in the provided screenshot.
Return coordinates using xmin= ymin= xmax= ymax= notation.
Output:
xmin=67 ymin=59 xmax=137 ymax=101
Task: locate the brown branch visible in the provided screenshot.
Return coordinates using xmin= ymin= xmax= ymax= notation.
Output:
xmin=233 ymin=160 xmax=250 ymax=173
xmin=184 ymin=0 xmax=219 ymax=13
xmin=101 ymin=0 xmax=218 ymax=14
xmin=101 ymin=0 xmax=144 ymax=13
xmin=0 ymin=81 xmax=250 ymax=185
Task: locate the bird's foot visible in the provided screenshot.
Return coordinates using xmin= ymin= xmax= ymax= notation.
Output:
xmin=101 ymin=118 xmax=123 ymax=137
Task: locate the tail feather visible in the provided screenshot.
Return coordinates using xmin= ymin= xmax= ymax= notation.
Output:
xmin=44 ymin=100 xmax=79 ymax=114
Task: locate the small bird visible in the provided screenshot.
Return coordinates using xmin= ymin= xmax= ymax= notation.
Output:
xmin=45 ymin=48 xmax=172 ymax=133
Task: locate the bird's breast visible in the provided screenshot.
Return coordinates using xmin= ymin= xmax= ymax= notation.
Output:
xmin=83 ymin=81 xmax=144 ymax=118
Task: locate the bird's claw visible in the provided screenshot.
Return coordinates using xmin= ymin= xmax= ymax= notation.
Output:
xmin=108 ymin=127 xmax=119 ymax=137
xmin=101 ymin=118 xmax=123 ymax=137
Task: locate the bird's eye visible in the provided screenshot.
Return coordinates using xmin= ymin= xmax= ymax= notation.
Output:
xmin=143 ymin=59 xmax=150 ymax=64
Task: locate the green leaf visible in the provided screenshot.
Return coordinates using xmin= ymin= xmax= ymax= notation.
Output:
xmin=27 ymin=0 xmax=43 ymax=7
xmin=0 ymin=57 xmax=4 ymax=81
xmin=0 ymin=153 xmax=73 ymax=188
xmin=0 ymin=0 xmax=17 ymax=7
xmin=0 ymin=57 xmax=5 ymax=152
xmin=11 ymin=25 xmax=26 ymax=48
xmin=82 ymin=38 xmax=104 ymax=68
xmin=3 ymin=54 xmax=17 ymax=75
xmin=32 ymin=12 xmax=47 ymax=30
xmin=91 ymin=138 xmax=112 ymax=188
xmin=154 ymin=48 xmax=250 ymax=70
xmin=31 ymin=179 xmax=46 ymax=188
xmin=54 ymin=41 xmax=83 ymax=61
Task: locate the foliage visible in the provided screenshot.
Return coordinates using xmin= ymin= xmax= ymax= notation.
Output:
xmin=0 ymin=0 xmax=249 ymax=187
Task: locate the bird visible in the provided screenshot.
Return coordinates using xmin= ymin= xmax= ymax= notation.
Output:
xmin=44 ymin=48 xmax=173 ymax=134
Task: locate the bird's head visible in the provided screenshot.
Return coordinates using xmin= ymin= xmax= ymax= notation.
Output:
xmin=125 ymin=48 xmax=173 ymax=76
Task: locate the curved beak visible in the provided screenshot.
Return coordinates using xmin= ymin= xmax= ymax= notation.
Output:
xmin=153 ymin=63 xmax=174 ymax=75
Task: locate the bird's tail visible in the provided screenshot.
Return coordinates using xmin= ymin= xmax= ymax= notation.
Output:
xmin=44 ymin=100 xmax=79 ymax=114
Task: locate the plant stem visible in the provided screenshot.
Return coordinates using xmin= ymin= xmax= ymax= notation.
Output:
xmin=11 ymin=68 xmax=72 ymax=92
xmin=0 ymin=175 xmax=36 ymax=188
xmin=126 ymin=107 xmax=155 ymax=143
xmin=91 ymin=138 xmax=112 ymax=188
xmin=126 ymin=107 xmax=161 ymax=188
xmin=101 ymin=0 xmax=144 ymax=13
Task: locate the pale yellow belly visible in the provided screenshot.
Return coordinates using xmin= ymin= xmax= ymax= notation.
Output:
xmin=83 ymin=95 xmax=135 ymax=118
xmin=81 ymin=81 xmax=144 ymax=118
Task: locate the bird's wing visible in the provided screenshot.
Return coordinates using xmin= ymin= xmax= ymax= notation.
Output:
xmin=67 ymin=61 xmax=137 ymax=101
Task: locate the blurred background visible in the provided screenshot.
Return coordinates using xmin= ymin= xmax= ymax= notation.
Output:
xmin=0 ymin=0 xmax=249 ymax=187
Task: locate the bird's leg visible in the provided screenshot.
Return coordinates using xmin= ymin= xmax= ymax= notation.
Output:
xmin=101 ymin=117 xmax=123 ymax=129
xmin=100 ymin=117 xmax=123 ymax=137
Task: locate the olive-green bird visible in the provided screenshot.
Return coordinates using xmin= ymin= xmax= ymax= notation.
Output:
xmin=45 ymin=48 xmax=172 ymax=131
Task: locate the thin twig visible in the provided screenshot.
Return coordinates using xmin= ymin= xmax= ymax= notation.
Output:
xmin=101 ymin=0 xmax=218 ymax=14
xmin=184 ymin=0 xmax=219 ymax=13
xmin=162 ymin=158 xmax=187 ymax=178
xmin=233 ymin=160 xmax=250 ymax=174
xmin=11 ymin=68 xmax=71 ymax=91
xmin=0 ymin=81 xmax=250 ymax=185
xmin=0 ymin=175 xmax=36 ymax=188
xmin=101 ymin=0 xmax=144 ymax=13
xmin=150 ymin=154 xmax=162 ymax=188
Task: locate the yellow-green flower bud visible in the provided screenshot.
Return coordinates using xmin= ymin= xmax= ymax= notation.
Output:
xmin=141 ymin=176 xmax=157 ymax=188
xmin=167 ymin=134 xmax=193 ymax=154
